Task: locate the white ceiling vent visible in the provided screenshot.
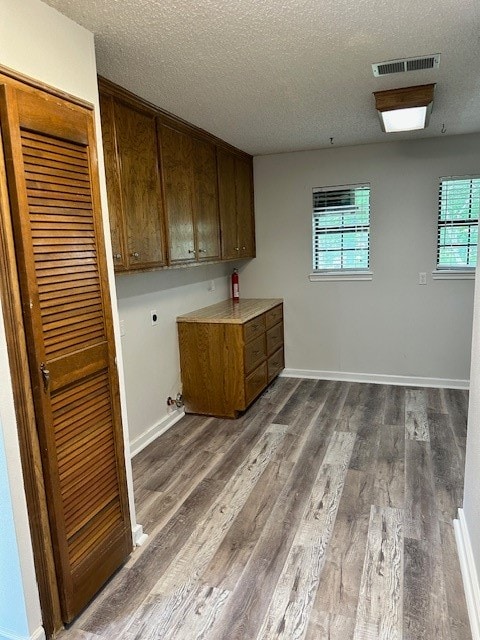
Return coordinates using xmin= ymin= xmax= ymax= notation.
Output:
xmin=372 ymin=54 xmax=440 ymax=77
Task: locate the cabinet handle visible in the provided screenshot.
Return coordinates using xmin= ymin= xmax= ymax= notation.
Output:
xmin=198 ymin=248 xmax=207 ymax=253
xmin=131 ymin=252 xmax=139 ymax=258
xmin=113 ymin=253 xmax=122 ymax=260
xmin=242 ymin=246 xmax=246 ymax=250
xmin=188 ymin=249 xmax=196 ymax=255
xmin=235 ymin=247 xmax=239 ymax=251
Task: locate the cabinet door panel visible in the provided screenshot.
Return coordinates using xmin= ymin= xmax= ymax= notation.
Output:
xmin=217 ymin=149 xmax=238 ymax=260
xmin=99 ymin=94 xmax=127 ymax=271
xmin=159 ymin=124 xmax=196 ymax=263
xmin=114 ymin=101 xmax=166 ymax=268
xmin=192 ymin=137 xmax=220 ymax=260
xmin=235 ymin=156 xmax=255 ymax=258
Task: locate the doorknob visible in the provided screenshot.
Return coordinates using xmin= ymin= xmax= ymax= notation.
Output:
xmin=40 ymin=362 xmax=50 ymax=393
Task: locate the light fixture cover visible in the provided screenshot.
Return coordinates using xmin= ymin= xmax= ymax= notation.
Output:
xmin=373 ymin=84 xmax=435 ymax=133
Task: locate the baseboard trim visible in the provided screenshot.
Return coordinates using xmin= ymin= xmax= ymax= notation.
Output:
xmin=132 ymin=523 xmax=148 ymax=547
xmin=129 ymin=409 xmax=185 ymax=458
xmin=0 ymin=626 xmax=45 ymax=640
xmin=454 ymin=509 xmax=480 ymax=640
xmin=280 ymin=368 xmax=469 ymax=390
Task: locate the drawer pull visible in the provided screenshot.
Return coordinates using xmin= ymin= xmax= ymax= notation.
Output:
xmin=131 ymin=251 xmax=139 ymax=258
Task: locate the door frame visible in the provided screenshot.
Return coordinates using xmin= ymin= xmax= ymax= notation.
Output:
xmin=0 ymin=64 xmax=99 ymax=637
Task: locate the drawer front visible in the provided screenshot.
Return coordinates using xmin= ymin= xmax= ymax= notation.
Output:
xmin=266 ymin=304 xmax=283 ymax=329
xmin=244 ymin=333 xmax=266 ymax=374
xmin=244 ymin=313 xmax=266 ymax=343
xmin=266 ymin=322 xmax=283 ymax=356
xmin=245 ymin=362 xmax=267 ymax=405
xmin=267 ymin=347 xmax=284 ymax=382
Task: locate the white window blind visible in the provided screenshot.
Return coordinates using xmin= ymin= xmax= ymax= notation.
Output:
xmin=437 ymin=176 xmax=479 ymax=269
xmin=312 ymin=184 xmax=370 ymax=271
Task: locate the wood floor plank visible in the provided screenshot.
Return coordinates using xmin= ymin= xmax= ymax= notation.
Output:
xmin=257 ymin=431 xmax=355 ymax=639
xmin=373 ymin=425 xmax=405 ymax=509
xmin=428 ymin=410 xmax=465 ymax=523
xmin=403 ymin=537 xmax=451 ymax=640
xmin=384 ymin=385 xmax=406 ymax=426
xmin=405 ymin=388 xmax=429 ymax=441
xmin=404 ymin=439 xmax=437 ymax=541
xmin=312 ymin=469 xmax=374 ymax=618
xmin=306 ymin=611 xmax=355 ymax=640
xmin=439 ymin=520 xmax=472 ymax=640
xmin=441 ymin=388 xmax=468 ymax=441
xmin=353 ymin=505 xmax=403 ymax=640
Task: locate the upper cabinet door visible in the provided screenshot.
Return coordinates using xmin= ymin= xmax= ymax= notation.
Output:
xmin=113 ymin=100 xmax=166 ymax=269
xmin=159 ymin=124 xmax=196 ymax=264
xmin=192 ymin=137 xmax=220 ymax=261
xmin=99 ymin=94 xmax=127 ymax=271
xmin=217 ymin=149 xmax=238 ymax=260
xmin=235 ymin=156 xmax=255 ymax=258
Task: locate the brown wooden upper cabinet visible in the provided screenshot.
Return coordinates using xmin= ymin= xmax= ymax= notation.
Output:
xmin=99 ymin=93 xmax=166 ymax=271
xmin=158 ymin=124 xmax=220 ymax=264
xmin=98 ymin=77 xmax=255 ymax=272
xmin=217 ymin=149 xmax=256 ymax=260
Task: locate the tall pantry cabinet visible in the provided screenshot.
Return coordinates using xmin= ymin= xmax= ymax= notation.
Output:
xmin=0 ymin=71 xmax=132 ymax=630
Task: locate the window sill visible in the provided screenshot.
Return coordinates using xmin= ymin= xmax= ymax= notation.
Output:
xmin=431 ymin=269 xmax=475 ymax=280
xmin=309 ymin=270 xmax=373 ymax=282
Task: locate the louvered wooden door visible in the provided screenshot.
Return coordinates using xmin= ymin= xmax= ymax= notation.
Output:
xmin=0 ymin=85 xmax=132 ymax=623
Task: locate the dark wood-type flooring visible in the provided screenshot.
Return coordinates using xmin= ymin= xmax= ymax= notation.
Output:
xmin=60 ymin=378 xmax=471 ymax=639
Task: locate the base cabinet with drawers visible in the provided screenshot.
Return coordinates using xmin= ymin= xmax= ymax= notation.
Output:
xmin=177 ymin=299 xmax=284 ymax=418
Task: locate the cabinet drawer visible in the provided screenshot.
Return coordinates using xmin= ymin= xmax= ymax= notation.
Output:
xmin=245 ymin=362 xmax=267 ymax=406
xmin=244 ymin=333 xmax=266 ymax=374
xmin=267 ymin=347 xmax=284 ymax=382
xmin=266 ymin=322 xmax=283 ymax=356
xmin=244 ymin=314 xmax=266 ymax=343
xmin=266 ymin=304 xmax=283 ymax=329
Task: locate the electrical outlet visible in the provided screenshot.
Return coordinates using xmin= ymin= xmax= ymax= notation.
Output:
xmin=418 ymin=272 xmax=427 ymax=285
xmin=150 ymin=310 xmax=158 ymax=326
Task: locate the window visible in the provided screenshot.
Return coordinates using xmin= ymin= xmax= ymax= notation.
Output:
xmin=312 ymin=183 xmax=370 ymax=273
xmin=436 ymin=176 xmax=479 ymax=270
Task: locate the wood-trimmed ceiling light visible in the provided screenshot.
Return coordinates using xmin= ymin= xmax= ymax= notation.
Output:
xmin=373 ymin=84 xmax=436 ymax=133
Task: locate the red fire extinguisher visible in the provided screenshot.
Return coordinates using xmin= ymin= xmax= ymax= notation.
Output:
xmin=231 ymin=268 xmax=240 ymax=302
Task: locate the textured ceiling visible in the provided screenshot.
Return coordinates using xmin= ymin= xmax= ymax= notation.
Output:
xmin=41 ymin=0 xmax=480 ymax=155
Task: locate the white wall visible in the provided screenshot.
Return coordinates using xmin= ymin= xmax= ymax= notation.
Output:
xmin=0 ymin=0 xmax=136 ymax=636
xmin=462 ymin=237 xmax=480 ymax=594
xmin=116 ymin=263 xmax=231 ymax=449
xmin=241 ymin=134 xmax=479 ymax=385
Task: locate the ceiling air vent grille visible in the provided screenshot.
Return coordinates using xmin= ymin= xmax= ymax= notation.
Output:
xmin=372 ymin=54 xmax=440 ymax=77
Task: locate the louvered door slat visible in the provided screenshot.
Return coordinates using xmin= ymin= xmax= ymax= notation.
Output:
xmin=1 ymin=85 xmax=131 ymax=623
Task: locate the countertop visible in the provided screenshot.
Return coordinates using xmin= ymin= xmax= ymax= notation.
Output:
xmin=176 ymin=298 xmax=283 ymax=324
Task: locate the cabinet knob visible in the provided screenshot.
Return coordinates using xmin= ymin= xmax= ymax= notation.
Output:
xmin=113 ymin=253 xmax=122 ymax=260
xmin=131 ymin=251 xmax=139 ymax=258
xmin=188 ymin=249 xmax=196 ymax=255
xmin=235 ymin=247 xmax=239 ymax=251
xmin=198 ymin=248 xmax=207 ymax=253
xmin=242 ymin=246 xmax=246 ymax=250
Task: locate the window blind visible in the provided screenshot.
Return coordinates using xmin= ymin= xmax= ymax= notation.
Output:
xmin=312 ymin=184 xmax=370 ymax=271
xmin=437 ymin=177 xmax=479 ymax=269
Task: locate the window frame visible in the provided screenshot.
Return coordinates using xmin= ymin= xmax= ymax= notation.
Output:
xmin=433 ymin=175 xmax=479 ymax=279
xmin=309 ymin=182 xmax=373 ymax=282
